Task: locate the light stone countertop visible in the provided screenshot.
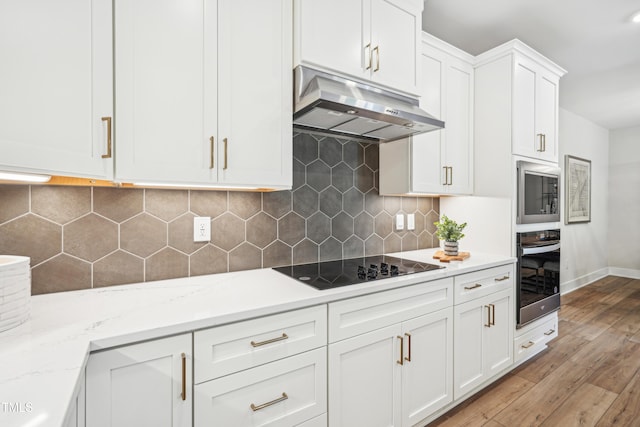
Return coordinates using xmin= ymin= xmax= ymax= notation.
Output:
xmin=0 ymin=249 xmax=515 ymax=427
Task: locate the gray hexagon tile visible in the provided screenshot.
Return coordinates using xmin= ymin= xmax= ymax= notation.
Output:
xmin=211 ymin=213 xmax=245 ymax=251
xmin=31 ymin=254 xmax=91 ymax=294
xmin=146 ymin=248 xmax=188 ymax=281
xmin=354 ymin=212 xmax=374 ymax=240
xmin=263 ymin=191 xmax=292 ymax=219
xmin=278 ymin=212 xmax=305 ymax=246
xmin=374 ymin=212 xmax=393 ymax=238
xmin=93 ymin=250 xmax=144 ymax=288
xmin=292 ymin=185 xmax=318 ymax=218
xmin=320 ymin=237 xmax=342 ymax=261
xmin=319 ymin=138 xmax=342 ymax=167
xmin=229 ymin=243 xmax=261 ymax=272
xmin=384 ymin=234 xmax=401 ymax=253
xmin=417 ymin=197 xmax=433 ymax=215
xmin=64 ymin=214 xmax=118 ymax=262
xmin=0 ymin=185 xmax=29 ymax=224
xmin=343 ymin=188 xmax=364 ymax=217
xmin=263 ymin=240 xmax=292 ymax=268
xmin=365 ymin=191 xmax=384 ymax=216
xmin=94 ymin=187 xmax=143 ymax=223
xmin=365 ymin=234 xmax=384 ymax=256
xmin=307 ymin=160 xmax=331 ymax=191
xmin=293 ymin=133 xmax=318 ymax=165
xmin=307 ymin=212 xmax=330 ymax=244
xmin=331 ymin=162 xmax=353 ymax=192
xmin=401 ymin=233 xmax=418 ymax=252
xmin=293 ymin=239 xmax=318 ymax=265
xmin=0 ymin=214 xmax=61 ymax=265
xmin=229 ymin=192 xmax=261 ymax=220
xmin=365 ymin=144 xmax=379 ymax=170
xmin=319 ymin=187 xmax=342 ymax=218
xmin=247 ymin=212 xmax=277 ymax=249
xmin=344 ymin=235 xmax=364 ymax=259
xmin=355 ymin=165 xmax=374 ymax=193
xmin=402 ymin=197 xmax=418 ymax=213
xmin=190 ymin=190 xmax=228 ymax=218
xmin=343 ymin=142 xmax=364 ymax=169
xmin=384 ymin=196 xmax=402 ymax=214
xmin=121 ymin=214 xmax=167 ymax=258
xmin=293 ymin=159 xmax=305 ymax=190
xmin=332 ymin=212 xmax=354 ymax=242
xmin=190 ymin=245 xmax=228 ymax=276
xmin=169 ymin=213 xmax=205 ymax=255
xmin=146 ymin=189 xmax=188 ymax=221
xmin=31 ymin=186 xmax=90 ymax=225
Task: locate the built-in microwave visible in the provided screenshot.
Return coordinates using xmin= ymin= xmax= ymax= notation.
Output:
xmin=516 ymin=161 xmax=561 ymax=224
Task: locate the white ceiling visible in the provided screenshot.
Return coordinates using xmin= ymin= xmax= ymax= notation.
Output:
xmin=422 ymin=0 xmax=640 ymax=130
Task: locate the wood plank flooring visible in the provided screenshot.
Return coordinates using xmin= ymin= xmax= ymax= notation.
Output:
xmin=428 ymin=276 xmax=640 ymax=427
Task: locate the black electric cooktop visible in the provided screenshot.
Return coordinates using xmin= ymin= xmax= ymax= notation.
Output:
xmin=273 ymin=255 xmax=444 ymax=290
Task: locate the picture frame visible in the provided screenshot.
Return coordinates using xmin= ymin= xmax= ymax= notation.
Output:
xmin=565 ymin=155 xmax=591 ymax=223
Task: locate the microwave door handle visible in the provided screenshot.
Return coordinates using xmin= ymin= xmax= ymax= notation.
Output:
xmin=522 ymin=243 xmax=561 ymax=255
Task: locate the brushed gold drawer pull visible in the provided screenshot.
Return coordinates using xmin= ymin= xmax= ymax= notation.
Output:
xmin=404 ymin=332 xmax=412 ymax=362
xmin=544 ymin=329 xmax=556 ymax=336
xmin=495 ymin=275 xmax=509 ymax=282
xmin=484 ymin=305 xmax=491 ymax=327
xmin=521 ymin=341 xmax=535 ymax=349
xmin=101 ymin=116 xmax=112 ymax=159
xmin=489 ymin=303 xmax=496 ymax=326
xmin=397 ymin=335 xmax=404 ymax=365
xmin=373 ymin=45 xmax=380 ymax=72
xmin=250 ymin=392 xmax=288 ymax=412
xmin=537 ymin=133 xmax=544 ymax=152
xmin=250 ymin=333 xmax=288 ymax=347
xmin=365 ymin=43 xmax=372 ymax=70
xmin=181 ymin=352 xmax=186 ymax=401
xmin=464 ymin=283 xmax=482 ymax=290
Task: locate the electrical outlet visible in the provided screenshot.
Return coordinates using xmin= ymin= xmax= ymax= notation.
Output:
xmin=193 ymin=217 xmax=211 ymax=242
xmin=407 ymin=213 xmax=415 ymax=230
xmin=395 ymin=213 xmax=404 ymax=230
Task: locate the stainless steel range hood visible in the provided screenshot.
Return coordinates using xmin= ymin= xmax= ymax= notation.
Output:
xmin=293 ymin=66 xmax=444 ymax=143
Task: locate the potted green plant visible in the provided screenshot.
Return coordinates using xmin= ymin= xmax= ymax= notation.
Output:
xmin=434 ymin=215 xmax=467 ymax=256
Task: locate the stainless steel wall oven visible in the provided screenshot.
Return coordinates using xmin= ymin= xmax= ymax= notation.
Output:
xmin=517 ymin=229 xmax=561 ymax=328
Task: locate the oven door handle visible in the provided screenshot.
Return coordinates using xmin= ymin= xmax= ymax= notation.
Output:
xmin=522 ymin=243 xmax=561 ymax=255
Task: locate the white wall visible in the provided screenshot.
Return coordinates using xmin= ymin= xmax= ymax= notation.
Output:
xmin=559 ymin=109 xmax=610 ymax=292
xmin=608 ymin=125 xmax=640 ymax=277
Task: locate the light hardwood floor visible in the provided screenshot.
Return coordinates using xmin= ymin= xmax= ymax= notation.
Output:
xmin=428 ymin=275 xmax=640 ymax=427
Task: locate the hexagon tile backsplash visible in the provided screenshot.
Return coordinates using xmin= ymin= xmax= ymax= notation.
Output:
xmin=0 ymin=134 xmax=440 ymax=294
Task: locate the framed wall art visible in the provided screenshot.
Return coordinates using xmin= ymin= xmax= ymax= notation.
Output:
xmin=565 ymin=155 xmax=591 ymax=223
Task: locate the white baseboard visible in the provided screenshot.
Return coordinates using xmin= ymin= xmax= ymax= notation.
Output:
xmin=608 ymin=267 xmax=640 ymax=279
xmin=560 ymin=268 xmax=610 ymax=295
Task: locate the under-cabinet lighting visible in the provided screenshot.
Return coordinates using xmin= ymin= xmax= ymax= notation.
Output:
xmin=0 ymin=171 xmax=52 ymax=183
xmin=633 ymin=11 xmax=640 ymax=23
xmin=132 ymin=182 xmax=261 ymax=190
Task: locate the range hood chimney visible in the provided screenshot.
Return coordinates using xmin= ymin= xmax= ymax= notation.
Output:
xmin=293 ymin=66 xmax=444 ymax=143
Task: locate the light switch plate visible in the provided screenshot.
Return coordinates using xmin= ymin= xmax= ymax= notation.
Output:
xmin=193 ymin=217 xmax=211 ymax=242
xmin=407 ymin=213 xmax=415 ymax=230
xmin=395 ymin=214 xmax=404 ymax=230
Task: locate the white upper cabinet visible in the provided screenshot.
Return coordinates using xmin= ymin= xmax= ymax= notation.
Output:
xmin=294 ymin=0 xmax=423 ymax=96
xmin=0 ymin=0 xmax=113 ymax=180
xmin=115 ymin=0 xmax=292 ymax=189
xmin=513 ymin=54 xmax=561 ymax=162
xmin=379 ymin=33 xmax=474 ymax=196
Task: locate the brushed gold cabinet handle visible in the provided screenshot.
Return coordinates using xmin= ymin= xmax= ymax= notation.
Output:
xmin=443 ymin=166 xmax=448 ymax=185
xmin=101 ymin=116 xmax=112 ymax=159
xmin=250 ymin=333 xmax=288 ymax=347
xmin=181 ymin=352 xmax=186 ymax=401
xmin=485 ymin=305 xmax=491 ymax=327
xmin=365 ymin=43 xmax=372 ymax=70
xmin=543 ymin=134 xmax=547 ymax=152
xmin=464 ymin=283 xmax=482 ymax=290
xmin=223 ymin=137 xmax=228 ymax=170
xmin=373 ymin=45 xmax=380 ymax=72
xmin=209 ymin=136 xmax=214 ymax=169
xmin=250 ymin=392 xmax=288 ymax=412
xmin=404 ymin=332 xmax=412 ymax=362
xmin=397 ymin=335 xmax=404 ymax=365
xmin=536 ymin=133 xmax=544 ymax=152
xmin=521 ymin=341 xmax=535 ymax=349
xmin=448 ymin=167 xmax=453 ymax=185
xmin=544 ymin=329 xmax=556 ymax=336
xmin=495 ymin=275 xmax=509 ymax=282
xmin=491 ymin=304 xmax=496 ymax=326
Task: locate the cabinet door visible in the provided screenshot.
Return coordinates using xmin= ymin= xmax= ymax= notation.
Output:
xmin=483 ymin=289 xmax=514 ymax=377
xmin=370 ymin=0 xmax=422 ymax=95
xmin=444 ymin=58 xmax=473 ymax=195
xmin=295 ymin=0 xmax=369 ymax=81
xmin=328 ymin=324 xmax=402 ymax=427
xmin=217 ymin=0 xmax=292 ymax=188
xmin=0 ymin=0 xmax=113 ymax=179
xmin=401 ymin=307 xmax=453 ymax=427
xmin=114 ymin=0 xmax=216 ymax=184
xmin=512 ymin=57 xmax=537 ymax=158
xmin=86 ymin=334 xmax=192 ymax=427
xmin=410 ymin=46 xmax=445 ymax=193
xmin=453 ymin=299 xmax=485 ymax=399
xmin=535 ymin=71 xmax=559 ymax=162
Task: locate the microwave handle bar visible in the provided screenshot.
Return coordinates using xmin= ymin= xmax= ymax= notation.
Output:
xmin=522 ymin=243 xmax=561 ymax=255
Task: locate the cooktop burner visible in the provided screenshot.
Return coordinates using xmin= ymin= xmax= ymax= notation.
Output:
xmin=273 ymin=255 xmax=444 ymax=290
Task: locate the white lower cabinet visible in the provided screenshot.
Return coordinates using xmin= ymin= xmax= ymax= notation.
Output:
xmin=514 ymin=311 xmax=558 ymax=365
xmin=85 ymin=334 xmax=192 ymax=427
xmin=453 ymin=287 xmax=513 ymax=399
xmin=195 ymin=348 xmax=326 ymax=426
xmin=328 ymin=279 xmax=454 ymax=427
xmin=63 ymin=372 xmax=85 ymax=427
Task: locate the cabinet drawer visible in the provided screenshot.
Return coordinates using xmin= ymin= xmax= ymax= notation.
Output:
xmin=454 ymin=264 xmax=514 ymax=305
xmin=514 ymin=312 xmax=558 ymax=364
xmin=194 ymin=348 xmax=327 ymax=427
xmin=328 ymin=278 xmax=453 ymax=343
xmin=194 ymin=305 xmax=327 ymax=383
